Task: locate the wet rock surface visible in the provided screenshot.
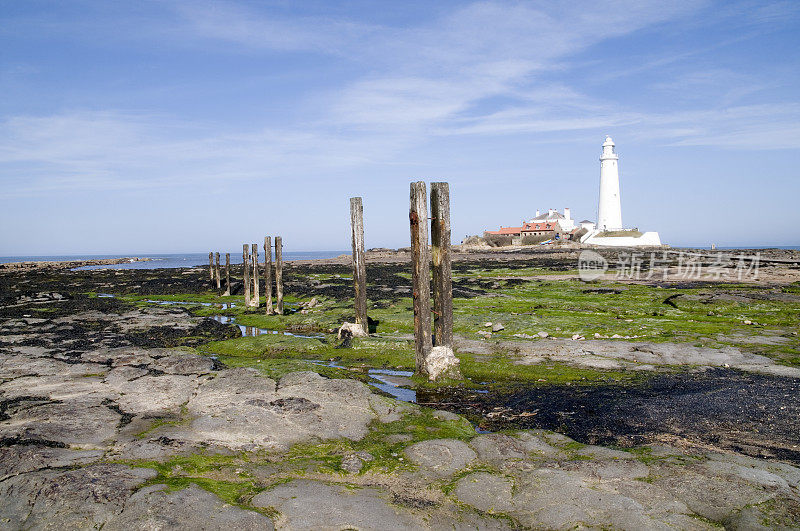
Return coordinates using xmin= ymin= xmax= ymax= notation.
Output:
xmin=425 ymin=367 xmax=800 ymax=464
xmin=454 ymin=336 xmax=800 ymax=377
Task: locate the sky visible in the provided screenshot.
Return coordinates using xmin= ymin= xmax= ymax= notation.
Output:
xmin=1 ymin=0 xmax=799 ymax=255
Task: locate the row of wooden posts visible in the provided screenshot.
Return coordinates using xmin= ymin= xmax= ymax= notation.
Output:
xmin=349 ymin=181 xmax=454 ymax=377
xmin=207 ymin=237 xmax=285 ymax=314
xmin=204 ymin=180 xmax=454 ymax=378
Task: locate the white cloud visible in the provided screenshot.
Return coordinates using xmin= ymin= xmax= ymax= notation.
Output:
xmin=651 ymin=104 xmax=800 ymax=149
xmin=322 ymin=1 xmax=705 ymax=131
xmin=172 ymin=0 xmax=379 ymax=54
xmin=0 ymin=110 xmax=411 ymax=196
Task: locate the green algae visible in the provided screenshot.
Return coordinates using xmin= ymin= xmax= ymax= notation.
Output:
xmin=284 ymin=409 xmax=476 ymax=475
xmin=118 ymin=407 xmax=476 ymax=508
xmin=120 ymin=452 xmax=262 ymax=507
xmin=129 ymin=263 xmax=800 ymax=385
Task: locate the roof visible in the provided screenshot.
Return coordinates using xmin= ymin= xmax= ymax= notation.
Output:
xmin=521 ymin=222 xmax=558 ymax=232
xmin=530 ymin=210 xmax=565 ymax=221
xmin=579 ymin=219 xmax=594 ymax=224
xmin=484 ymin=226 xmax=522 ymax=236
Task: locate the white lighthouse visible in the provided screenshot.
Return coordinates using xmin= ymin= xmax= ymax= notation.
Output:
xmin=597 ymin=136 xmax=622 ymax=231
xmin=582 ymin=136 xmax=662 ymax=247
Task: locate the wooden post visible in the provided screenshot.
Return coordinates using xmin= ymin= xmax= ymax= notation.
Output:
xmin=251 ymin=243 xmax=260 ymax=308
xmin=410 ymin=181 xmax=432 ymax=375
xmin=350 ymin=197 xmax=368 ymax=333
xmin=224 ymin=253 xmax=231 ymax=296
xmin=275 ymin=236 xmax=284 ymax=315
xmin=431 ymin=182 xmax=453 ymax=348
xmin=208 ymin=252 xmax=214 ymax=282
xmin=214 ymin=252 xmax=221 ymax=290
xmin=263 ymin=236 xmax=273 ymax=314
xmin=243 ymin=244 xmax=251 ymax=307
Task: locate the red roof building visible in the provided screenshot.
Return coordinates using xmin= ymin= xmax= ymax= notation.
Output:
xmin=521 ymin=221 xmax=560 ymax=234
xmin=484 ymin=221 xmax=564 ymax=239
xmin=483 ymin=226 xmax=523 ymax=236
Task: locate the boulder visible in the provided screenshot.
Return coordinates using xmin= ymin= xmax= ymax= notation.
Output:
xmin=337 ymin=322 xmax=367 ymax=339
xmin=422 ymin=346 xmax=462 ymax=381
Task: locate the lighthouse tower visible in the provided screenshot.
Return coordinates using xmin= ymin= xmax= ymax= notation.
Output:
xmin=597 ymin=136 xmax=622 ymax=231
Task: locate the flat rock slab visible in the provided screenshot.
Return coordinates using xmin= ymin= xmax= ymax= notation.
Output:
xmin=105 ymin=484 xmax=274 ymax=530
xmin=149 ymin=352 xmax=216 ymax=375
xmin=0 ymin=445 xmax=104 ymax=481
xmin=111 ymin=374 xmax=199 ymax=415
xmin=647 ymin=462 xmax=783 ymax=522
xmin=0 ymin=399 xmax=121 ymax=448
xmin=175 ymin=370 xmax=377 ymax=451
xmin=469 ymin=432 xmax=560 ymax=464
xmin=251 ymin=479 xmax=422 ymax=530
xmin=455 ymin=337 xmax=800 ymax=378
xmin=0 ymin=464 xmax=157 ymax=529
xmin=404 ymin=438 xmax=476 ymax=477
xmin=454 ymin=468 xmax=703 ymax=530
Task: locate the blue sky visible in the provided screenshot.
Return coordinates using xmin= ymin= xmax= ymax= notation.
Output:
xmin=1 ymin=0 xmax=799 ymax=254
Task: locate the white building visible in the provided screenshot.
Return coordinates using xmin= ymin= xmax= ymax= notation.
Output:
xmin=582 ymin=136 xmax=662 ymax=247
xmin=526 ymin=208 xmax=575 ymax=232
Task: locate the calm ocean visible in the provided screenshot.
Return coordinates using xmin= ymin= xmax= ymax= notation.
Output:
xmin=0 ymin=251 xmax=348 ymax=270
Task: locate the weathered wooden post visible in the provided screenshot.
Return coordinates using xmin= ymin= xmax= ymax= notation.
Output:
xmin=263 ymin=236 xmax=273 ymax=315
xmin=243 ymin=244 xmax=251 ymax=307
xmin=214 ymin=252 xmax=221 ymax=290
xmin=430 ymin=182 xmax=453 ymax=348
xmin=275 ymin=236 xmax=284 ymax=315
xmin=410 ymin=182 xmax=432 ymax=374
xmin=208 ymin=252 xmax=214 ymax=282
xmin=224 ymin=253 xmax=231 ymax=296
xmin=350 ymin=197 xmax=368 ymax=334
xmin=251 ymin=243 xmax=260 ymax=308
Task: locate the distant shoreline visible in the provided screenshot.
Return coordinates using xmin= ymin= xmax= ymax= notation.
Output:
xmin=0 ymin=257 xmax=150 ymax=271
xmin=2 ymin=246 xmax=798 ymax=272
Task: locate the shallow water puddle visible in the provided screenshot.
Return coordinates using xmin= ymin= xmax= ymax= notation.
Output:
xmin=147 ymin=299 xmax=237 ymax=309
xmin=367 ymin=369 xmax=417 ymax=403
xmin=207 ymin=314 xmax=324 ymax=339
xmin=307 ymin=360 xmax=417 ymax=403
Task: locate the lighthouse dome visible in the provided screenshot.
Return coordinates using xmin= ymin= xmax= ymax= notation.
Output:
xmin=603 ymin=136 xmax=614 ymax=146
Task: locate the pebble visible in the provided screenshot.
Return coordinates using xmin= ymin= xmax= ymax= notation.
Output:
xmin=537 ymin=331 xmax=549 ymax=338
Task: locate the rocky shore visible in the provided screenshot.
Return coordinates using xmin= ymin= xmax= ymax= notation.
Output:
xmin=2 ymin=307 xmax=799 ymax=528
xmin=0 ymin=257 xmax=149 ymax=271
xmin=1 ymin=252 xmax=799 ymax=528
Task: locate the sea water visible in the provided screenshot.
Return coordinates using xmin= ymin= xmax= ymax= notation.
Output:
xmin=0 ymin=251 xmax=348 ymax=270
